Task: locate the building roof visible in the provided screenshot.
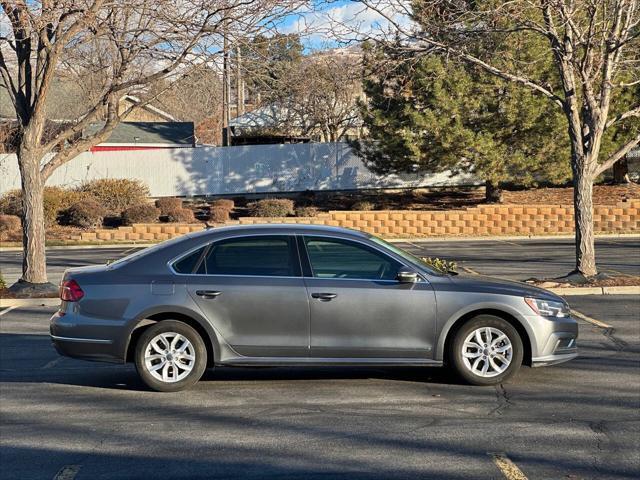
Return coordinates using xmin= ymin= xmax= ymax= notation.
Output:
xmin=86 ymin=121 xmax=195 ymax=146
xmin=229 ymin=104 xmax=305 ymax=129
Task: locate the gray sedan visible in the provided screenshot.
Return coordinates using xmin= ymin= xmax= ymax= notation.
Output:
xmin=50 ymin=224 xmax=578 ymax=392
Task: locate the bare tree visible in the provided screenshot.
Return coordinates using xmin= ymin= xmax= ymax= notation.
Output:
xmin=0 ymin=0 xmax=305 ymax=290
xmin=346 ymin=0 xmax=639 ymax=277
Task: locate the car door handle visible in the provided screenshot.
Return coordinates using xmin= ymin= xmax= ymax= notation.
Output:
xmin=196 ymin=290 xmax=222 ymax=299
xmin=311 ymin=292 xmax=337 ymax=301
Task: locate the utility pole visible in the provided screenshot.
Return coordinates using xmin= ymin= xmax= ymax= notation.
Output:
xmin=222 ymin=26 xmax=231 ymax=146
xmin=236 ymin=45 xmax=244 ymax=117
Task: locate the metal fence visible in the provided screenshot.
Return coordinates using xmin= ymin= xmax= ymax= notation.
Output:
xmin=0 ymin=142 xmax=476 ymax=197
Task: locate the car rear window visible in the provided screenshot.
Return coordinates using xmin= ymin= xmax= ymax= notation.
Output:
xmin=172 ymin=246 xmax=207 ymax=274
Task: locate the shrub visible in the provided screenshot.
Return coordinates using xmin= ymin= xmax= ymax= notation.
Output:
xmin=207 ymin=206 xmax=230 ymax=223
xmin=155 ymin=197 xmax=183 ymax=214
xmin=165 ymin=208 xmax=196 ymax=223
xmin=351 ymin=201 xmax=375 ymax=211
xmin=247 ymin=198 xmax=295 ymax=217
xmin=0 ymin=187 xmax=87 ymax=226
xmin=0 ymin=270 xmax=6 ymax=290
xmin=60 ymin=200 xmax=106 ymax=228
xmin=295 ymin=206 xmax=319 ymax=217
xmin=211 ymin=198 xmax=235 ymax=211
xmin=0 ymin=214 xmax=20 ymax=234
xmin=77 ymin=178 xmax=149 ymax=215
xmin=121 ymin=203 xmax=160 ymax=225
xmin=421 ymin=257 xmax=457 ymax=274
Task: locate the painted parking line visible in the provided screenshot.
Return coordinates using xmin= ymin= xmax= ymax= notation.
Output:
xmin=53 ymin=465 xmax=81 ymax=480
xmin=0 ymin=306 xmax=17 ymax=316
xmin=490 ymin=453 xmax=528 ymax=480
xmin=461 ymin=265 xmax=480 ymax=275
xmin=571 ymin=309 xmax=612 ymax=329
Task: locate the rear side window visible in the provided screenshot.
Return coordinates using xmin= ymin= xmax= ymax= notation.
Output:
xmin=201 ymin=236 xmax=300 ymax=277
xmin=172 ymin=246 xmax=206 ymax=274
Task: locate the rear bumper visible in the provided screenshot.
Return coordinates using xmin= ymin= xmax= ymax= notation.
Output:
xmin=49 ymin=310 xmax=127 ymax=364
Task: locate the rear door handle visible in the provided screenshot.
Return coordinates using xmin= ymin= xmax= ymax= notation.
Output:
xmin=311 ymin=292 xmax=337 ymax=301
xmin=196 ymin=290 xmax=222 ymax=299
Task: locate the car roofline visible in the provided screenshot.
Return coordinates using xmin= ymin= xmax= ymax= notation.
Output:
xmin=186 ymin=223 xmax=372 ymax=240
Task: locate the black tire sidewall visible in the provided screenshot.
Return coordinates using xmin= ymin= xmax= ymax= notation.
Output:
xmin=451 ymin=315 xmax=523 ymax=386
xmin=135 ymin=320 xmax=207 ymax=392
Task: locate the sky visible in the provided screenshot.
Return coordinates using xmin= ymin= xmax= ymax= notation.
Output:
xmin=279 ymin=1 xmax=412 ymax=51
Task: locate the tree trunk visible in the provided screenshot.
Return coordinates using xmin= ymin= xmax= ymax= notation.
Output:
xmin=485 ymin=180 xmax=503 ymax=203
xmin=612 ymin=157 xmax=630 ymax=184
xmin=573 ymin=162 xmax=597 ymax=277
xmin=16 ymin=147 xmax=49 ymax=284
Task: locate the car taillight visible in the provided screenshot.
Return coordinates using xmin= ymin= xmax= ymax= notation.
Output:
xmin=60 ymin=279 xmax=84 ymax=302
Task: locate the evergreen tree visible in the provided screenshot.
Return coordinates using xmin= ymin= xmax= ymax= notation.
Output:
xmin=354 ymin=42 xmax=573 ymax=201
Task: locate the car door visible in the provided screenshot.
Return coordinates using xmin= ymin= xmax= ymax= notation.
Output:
xmin=300 ymin=235 xmax=436 ymax=359
xmin=181 ymin=235 xmax=309 ymax=358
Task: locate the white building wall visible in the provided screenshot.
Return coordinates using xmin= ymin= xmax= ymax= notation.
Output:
xmin=0 ymin=143 xmax=476 ymax=197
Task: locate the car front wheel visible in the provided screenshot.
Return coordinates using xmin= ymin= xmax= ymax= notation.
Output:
xmin=135 ymin=320 xmax=207 ymax=392
xmin=450 ymin=315 xmax=523 ymax=386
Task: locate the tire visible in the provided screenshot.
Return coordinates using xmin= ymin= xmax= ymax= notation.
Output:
xmin=450 ymin=315 xmax=523 ymax=386
xmin=135 ymin=320 xmax=207 ymax=392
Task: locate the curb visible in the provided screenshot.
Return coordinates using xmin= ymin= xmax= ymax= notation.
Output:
xmin=1 ymin=298 xmax=60 ymax=308
xmin=549 ymin=286 xmax=640 ymax=296
xmin=2 ymin=285 xmax=637 ymax=309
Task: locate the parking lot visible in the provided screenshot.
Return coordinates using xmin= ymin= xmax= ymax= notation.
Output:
xmin=0 ymin=294 xmax=638 ymax=479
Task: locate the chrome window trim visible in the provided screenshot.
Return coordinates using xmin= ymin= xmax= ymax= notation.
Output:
xmin=167 ymin=231 xmax=428 ymax=283
xmin=167 ymin=233 xmax=302 ymax=278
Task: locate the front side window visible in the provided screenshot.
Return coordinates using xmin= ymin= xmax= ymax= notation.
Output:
xmin=200 ymin=236 xmax=299 ymax=277
xmin=304 ymin=237 xmax=401 ymax=280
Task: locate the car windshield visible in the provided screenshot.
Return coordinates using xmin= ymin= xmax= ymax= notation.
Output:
xmin=368 ymin=236 xmax=445 ymax=275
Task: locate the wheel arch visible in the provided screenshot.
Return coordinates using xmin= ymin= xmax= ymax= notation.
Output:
xmin=439 ymin=308 xmax=532 ymax=367
xmin=125 ymin=307 xmax=219 ymax=368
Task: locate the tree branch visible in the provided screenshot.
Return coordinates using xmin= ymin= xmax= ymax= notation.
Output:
xmin=594 ymin=133 xmax=640 ymax=177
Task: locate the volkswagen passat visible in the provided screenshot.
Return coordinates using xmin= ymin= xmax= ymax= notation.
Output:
xmin=50 ymin=224 xmax=578 ymax=391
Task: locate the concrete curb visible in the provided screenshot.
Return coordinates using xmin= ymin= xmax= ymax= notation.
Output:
xmin=2 ymin=285 xmax=637 ymax=308
xmin=1 ymin=298 xmax=60 ymax=308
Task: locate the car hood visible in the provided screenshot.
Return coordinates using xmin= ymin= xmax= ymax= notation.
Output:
xmin=448 ymin=274 xmax=563 ymax=301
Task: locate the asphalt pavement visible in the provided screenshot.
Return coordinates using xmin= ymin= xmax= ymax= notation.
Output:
xmin=1 ymin=237 xmax=638 ymax=286
xmin=0 ymin=295 xmax=638 ymax=479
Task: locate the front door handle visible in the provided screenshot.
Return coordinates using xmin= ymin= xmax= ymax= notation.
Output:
xmin=311 ymin=292 xmax=337 ymax=301
xmin=196 ymin=290 xmax=222 ymax=299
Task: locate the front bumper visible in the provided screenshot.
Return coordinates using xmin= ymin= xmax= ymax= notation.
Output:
xmin=527 ymin=313 xmax=579 ymax=367
xmin=50 ymin=308 xmax=127 ymax=364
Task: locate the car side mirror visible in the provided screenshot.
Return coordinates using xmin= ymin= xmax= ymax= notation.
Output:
xmin=396 ymin=269 xmax=419 ymax=283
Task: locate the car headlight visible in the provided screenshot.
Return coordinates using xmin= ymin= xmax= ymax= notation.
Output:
xmin=524 ymin=297 xmax=570 ymax=318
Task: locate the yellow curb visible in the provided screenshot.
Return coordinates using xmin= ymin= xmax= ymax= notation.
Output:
xmin=602 ymin=286 xmax=640 ymax=295
xmin=571 ymin=309 xmax=613 ymax=329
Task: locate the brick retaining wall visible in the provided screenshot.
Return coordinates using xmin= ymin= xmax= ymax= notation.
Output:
xmin=75 ymin=199 xmax=640 ymax=242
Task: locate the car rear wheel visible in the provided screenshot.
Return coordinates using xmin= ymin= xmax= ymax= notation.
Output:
xmin=450 ymin=315 xmax=523 ymax=386
xmin=135 ymin=320 xmax=207 ymax=392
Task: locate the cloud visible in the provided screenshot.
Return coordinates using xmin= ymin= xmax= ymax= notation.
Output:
xmin=283 ymin=1 xmax=413 ymax=47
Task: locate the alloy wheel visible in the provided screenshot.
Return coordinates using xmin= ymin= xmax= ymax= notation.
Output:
xmin=144 ymin=332 xmax=196 ymax=383
xmin=461 ymin=327 xmax=513 ymax=378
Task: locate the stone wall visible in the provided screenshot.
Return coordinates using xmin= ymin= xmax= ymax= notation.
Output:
xmin=74 ymin=200 xmax=640 ymax=242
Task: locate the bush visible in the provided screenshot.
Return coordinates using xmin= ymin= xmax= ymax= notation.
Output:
xmin=421 ymin=257 xmax=457 ymax=274
xmin=247 ymin=198 xmax=295 ymax=217
xmin=351 ymin=201 xmax=375 ymax=211
xmin=77 ymin=178 xmax=149 ymax=215
xmin=0 ymin=214 xmax=20 ymax=234
xmin=0 ymin=187 xmax=87 ymax=226
xmin=121 ymin=203 xmax=160 ymax=225
xmin=165 ymin=208 xmax=196 ymax=223
xmin=155 ymin=197 xmax=183 ymax=214
xmin=207 ymin=206 xmax=230 ymax=223
xmin=294 ymin=206 xmax=319 ymax=217
xmin=211 ymin=198 xmax=235 ymax=211
xmin=60 ymin=200 xmax=106 ymax=228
